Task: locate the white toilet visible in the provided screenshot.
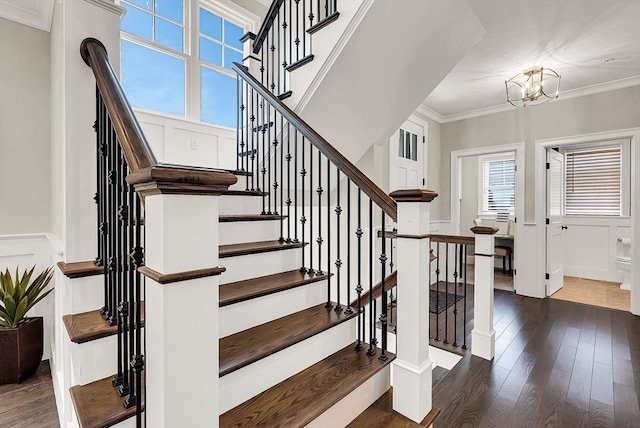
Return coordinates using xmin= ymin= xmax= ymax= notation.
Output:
xmin=615 ymin=238 xmax=632 ymax=291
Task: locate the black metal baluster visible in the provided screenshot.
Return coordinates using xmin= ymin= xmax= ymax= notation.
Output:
xmin=282 ymin=1 xmax=288 ymax=93
xmin=334 ymin=168 xmax=342 ymax=311
xmin=279 ymin=116 xmax=284 ymax=241
xmin=285 ymin=122 xmax=292 ymax=242
xmin=300 ymin=135 xmax=307 ymax=271
xmin=379 ymin=211 xmax=388 ymax=360
xmin=269 ymin=30 xmax=275 ymax=93
xmin=293 ymin=129 xmax=299 ymax=243
xmin=302 ymin=0 xmax=307 ymax=56
xmin=117 ymin=151 xmax=130 ymax=397
xmin=325 ymin=158 xmax=331 ymax=308
xmin=295 ymin=0 xmax=300 ymax=62
xmin=266 ymin=102 xmax=272 ymax=214
xmin=444 ymin=242 xmax=449 ymax=344
xmin=236 ymin=77 xmax=241 ymax=172
xmin=270 ymin=105 xmax=277 ymax=215
xmin=435 ymin=241 xmax=440 ymax=341
xmin=367 ymin=199 xmax=376 ymax=356
xmin=355 ymin=189 xmax=363 ymax=351
xmin=316 ymin=150 xmax=323 ymax=276
xmin=123 ymin=183 xmax=135 ymax=407
xmin=345 ymin=180 xmax=352 ymax=314
xmin=112 ymin=139 xmax=123 ymax=389
xmin=462 ymin=244 xmax=468 ymax=349
xmin=261 ymin=98 xmax=267 ymax=213
xmin=308 ymin=144 xmax=314 ymax=274
xmin=389 ymin=235 xmax=394 ymax=333
xmin=276 ymin=11 xmax=281 ymax=95
xmin=94 ymin=89 xmax=102 ymax=268
xmin=249 ymin=88 xmax=256 ymax=190
xmin=453 ymin=243 xmax=459 ymax=347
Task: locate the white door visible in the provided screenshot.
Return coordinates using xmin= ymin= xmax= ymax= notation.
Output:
xmin=389 ymin=120 xmax=424 ymax=192
xmin=546 ymin=149 xmax=565 ymax=295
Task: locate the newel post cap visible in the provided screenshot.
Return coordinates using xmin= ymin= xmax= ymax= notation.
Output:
xmin=471 ymin=226 xmax=499 ymax=235
xmin=389 ymin=189 xmax=438 ymax=203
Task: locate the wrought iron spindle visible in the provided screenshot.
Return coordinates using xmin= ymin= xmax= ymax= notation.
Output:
xmin=261 ymin=100 xmax=267 ymax=213
xmin=286 ymin=123 xmax=292 ymax=242
xmin=316 ymin=149 xmax=323 ymax=275
xmin=325 ymin=157 xmax=331 ymax=307
xmin=444 ymin=242 xmax=449 ymax=344
xmin=266 ymin=102 xmax=272 ymax=214
xmin=453 ymin=243 xmax=459 ymax=347
xmin=293 ymin=129 xmax=299 ymax=243
xmin=345 ymin=179 xmax=352 ymax=314
xmin=379 ymin=211 xmax=388 ymax=360
xmin=367 ymin=199 xmax=376 ymax=356
xmin=435 ymin=241 xmax=440 ymax=341
xmin=308 ymin=143 xmax=314 ymax=274
xmin=355 ymin=189 xmax=363 ymax=351
xmin=334 ymin=168 xmax=342 ymax=311
xmin=295 ymin=0 xmax=300 ymax=61
xmin=300 ymin=135 xmax=307 ymax=271
xmin=279 ymin=116 xmax=285 ymax=240
xmin=462 ymin=244 xmax=468 ymax=349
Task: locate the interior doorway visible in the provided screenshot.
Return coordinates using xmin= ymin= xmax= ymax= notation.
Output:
xmin=389 ymin=118 xmax=425 ymax=192
xmin=450 ymin=143 xmax=525 ymax=293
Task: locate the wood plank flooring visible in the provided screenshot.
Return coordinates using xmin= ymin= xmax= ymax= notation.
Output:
xmin=0 ymin=361 xmax=60 ymax=428
xmin=432 ymin=290 xmax=640 ymax=427
xmin=551 ymin=276 xmax=630 ymax=312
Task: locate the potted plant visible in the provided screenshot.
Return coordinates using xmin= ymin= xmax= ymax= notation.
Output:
xmin=0 ymin=266 xmax=54 ymax=384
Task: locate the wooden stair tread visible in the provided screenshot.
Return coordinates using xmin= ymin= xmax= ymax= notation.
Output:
xmin=70 ymin=375 xmax=142 ymax=428
xmin=219 ymin=214 xmax=285 ymax=222
xmin=347 ymin=388 xmax=440 ymax=427
xmin=220 ymin=343 xmax=395 ymax=427
xmin=220 ymin=269 xmax=331 ymax=307
xmin=57 ymin=260 xmax=104 ymax=279
xmin=219 ymin=240 xmax=305 ymax=258
xmin=63 ymin=304 xmax=145 ymax=344
xmin=219 ymin=303 xmax=357 ymax=376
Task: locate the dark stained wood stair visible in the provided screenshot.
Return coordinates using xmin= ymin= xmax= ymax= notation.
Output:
xmin=219 ymin=214 xmax=285 ymax=222
xmin=219 ymin=303 xmax=357 ymax=377
xmin=220 ymin=269 xmax=331 ymax=307
xmin=220 ymin=343 xmax=395 ymax=427
xmin=63 ymin=305 xmax=145 ymax=344
xmin=219 ymin=240 xmax=306 ymax=258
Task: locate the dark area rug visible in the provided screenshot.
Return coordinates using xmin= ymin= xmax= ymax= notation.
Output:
xmin=430 ymin=290 xmax=464 ymax=314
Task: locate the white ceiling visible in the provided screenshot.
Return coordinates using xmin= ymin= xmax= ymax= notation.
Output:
xmin=421 ymin=0 xmax=640 ymax=123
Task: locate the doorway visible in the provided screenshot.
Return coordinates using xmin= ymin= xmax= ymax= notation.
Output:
xmin=450 ymin=143 xmax=525 ymax=293
xmin=389 ymin=118 xmax=425 ymax=192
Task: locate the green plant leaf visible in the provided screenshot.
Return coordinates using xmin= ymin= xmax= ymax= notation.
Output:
xmin=0 ymin=265 xmax=54 ymax=328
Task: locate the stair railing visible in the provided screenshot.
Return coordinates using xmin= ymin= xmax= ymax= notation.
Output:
xmin=242 ymin=0 xmax=340 ymax=99
xmin=81 ymin=38 xmax=236 ymax=427
xmin=234 ymin=62 xmax=396 ymax=360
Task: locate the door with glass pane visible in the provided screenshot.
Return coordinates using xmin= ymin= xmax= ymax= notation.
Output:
xmin=389 ymin=120 xmax=424 ymax=192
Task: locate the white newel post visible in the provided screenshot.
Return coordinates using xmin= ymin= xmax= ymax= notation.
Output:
xmin=137 ymin=176 xmax=235 ymax=427
xmin=471 ymin=226 xmax=499 ymax=360
xmin=389 ymin=189 xmax=438 ymax=424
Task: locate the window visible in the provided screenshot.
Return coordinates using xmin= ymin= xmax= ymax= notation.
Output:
xmin=119 ymin=0 xmax=254 ymax=128
xmin=562 ymin=140 xmax=631 ymax=216
xmin=479 ymin=153 xmax=515 ymax=215
xmin=398 ymin=129 xmax=418 ymax=161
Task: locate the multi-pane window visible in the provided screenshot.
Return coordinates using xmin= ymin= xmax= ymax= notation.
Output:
xmin=119 ymin=0 xmax=251 ymax=127
xmin=398 ymin=129 xmax=418 ymax=161
xmin=563 ymin=141 xmax=630 ymax=216
xmin=480 ymin=154 xmax=516 ymax=214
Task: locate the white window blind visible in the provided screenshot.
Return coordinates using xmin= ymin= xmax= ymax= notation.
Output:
xmin=481 ymin=156 xmax=515 ymax=214
xmin=565 ymin=146 xmax=622 ymax=216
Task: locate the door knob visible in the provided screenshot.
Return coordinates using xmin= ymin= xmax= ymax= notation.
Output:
xmin=561 ymin=225 xmax=568 ymax=230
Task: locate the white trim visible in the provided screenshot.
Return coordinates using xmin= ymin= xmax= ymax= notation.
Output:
xmin=392 ymin=358 xmax=432 ymax=376
xmin=84 ymin=0 xmax=125 ymax=17
xmin=534 ymin=128 xmax=640 ymax=314
xmin=0 ymin=0 xmax=55 ymax=31
xmin=450 ymin=142 xmax=525 ymax=293
xmin=420 ymin=77 xmax=640 ymax=124
xmin=477 ymin=152 xmax=516 ymax=216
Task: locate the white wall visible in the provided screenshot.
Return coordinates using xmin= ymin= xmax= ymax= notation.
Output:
xmin=459 ymin=156 xmax=478 ymax=234
xmin=440 ymin=86 xmax=640 ymax=222
xmin=0 ymin=18 xmax=51 ymax=235
xmin=135 ymin=110 xmax=238 ymax=170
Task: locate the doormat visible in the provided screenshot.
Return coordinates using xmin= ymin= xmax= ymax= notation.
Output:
xmin=430 ymin=290 xmax=464 ymax=314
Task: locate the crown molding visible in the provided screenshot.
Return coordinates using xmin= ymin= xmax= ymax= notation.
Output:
xmin=0 ymin=0 xmax=54 ymax=31
xmin=83 ymin=0 xmax=125 ymax=17
xmin=420 ymin=75 xmax=640 ymax=124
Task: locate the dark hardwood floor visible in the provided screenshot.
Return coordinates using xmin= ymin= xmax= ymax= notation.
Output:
xmin=0 ymin=360 xmax=60 ymax=428
xmin=432 ymin=290 xmax=640 ymax=428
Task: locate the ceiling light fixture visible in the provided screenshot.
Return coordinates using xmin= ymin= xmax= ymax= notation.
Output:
xmin=505 ymin=66 xmax=561 ymax=107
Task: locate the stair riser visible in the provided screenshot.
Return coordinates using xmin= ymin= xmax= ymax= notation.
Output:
xmin=220 ymin=279 xmax=327 ymax=337
xmin=220 ymin=248 xmax=302 ymax=284
xmin=307 ymin=365 xmax=391 ymax=427
xmin=219 ymin=318 xmax=356 ymax=413
xmin=219 ymin=194 xmax=263 ymax=215
xmin=69 ymin=336 xmax=117 ymax=386
xmin=63 ymin=275 xmax=104 ymax=315
xmin=219 ymin=220 xmax=281 ymax=245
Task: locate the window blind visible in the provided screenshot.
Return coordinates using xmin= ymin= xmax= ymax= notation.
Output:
xmin=482 ymin=158 xmax=515 ymax=213
xmin=565 ymin=146 xmax=621 ymax=216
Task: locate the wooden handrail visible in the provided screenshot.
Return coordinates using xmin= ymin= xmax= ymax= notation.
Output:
xmin=429 ymin=234 xmax=475 ymax=246
xmin=252 ymin=0 xmax=285 ymax=55
xmin=233 ymin=63 xmax=398 ymax=221
xmin=81 ymin=38 xmax=237 ymax=195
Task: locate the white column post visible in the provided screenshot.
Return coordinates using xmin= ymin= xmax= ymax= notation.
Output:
xmin=139 ymin=191 xmax=227 ymax=428
xmin=390 ymin=189 xmax=438 ymax=424
xmin=471 ymin=226 xmax=499 ymax=360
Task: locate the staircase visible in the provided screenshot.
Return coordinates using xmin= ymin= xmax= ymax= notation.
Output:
xmin=52 ymin=0 xmax=474 ymax=426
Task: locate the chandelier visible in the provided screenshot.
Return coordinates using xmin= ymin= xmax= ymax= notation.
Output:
xmin=505 ymin=66 xmax=561 ymax=107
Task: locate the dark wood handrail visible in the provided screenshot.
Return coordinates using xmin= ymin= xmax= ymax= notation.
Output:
xmin=252 ymin=0 xmax=285 ymax=55
xmin=429 ymin=234 xmax=475 ymax=246
xmin=81 ymin=38 xmax=237 ymax=194
xmin=233 ymin=63 xmax=398 ymax=221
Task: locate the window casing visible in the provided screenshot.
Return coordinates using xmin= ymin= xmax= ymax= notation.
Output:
xmin=478 ymin=153 xmax=516 ymax=216
xmin=119 ymin=0 xmax=256 ymax=128
xmin=562 ymin=139 xmax=631 ymax=217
